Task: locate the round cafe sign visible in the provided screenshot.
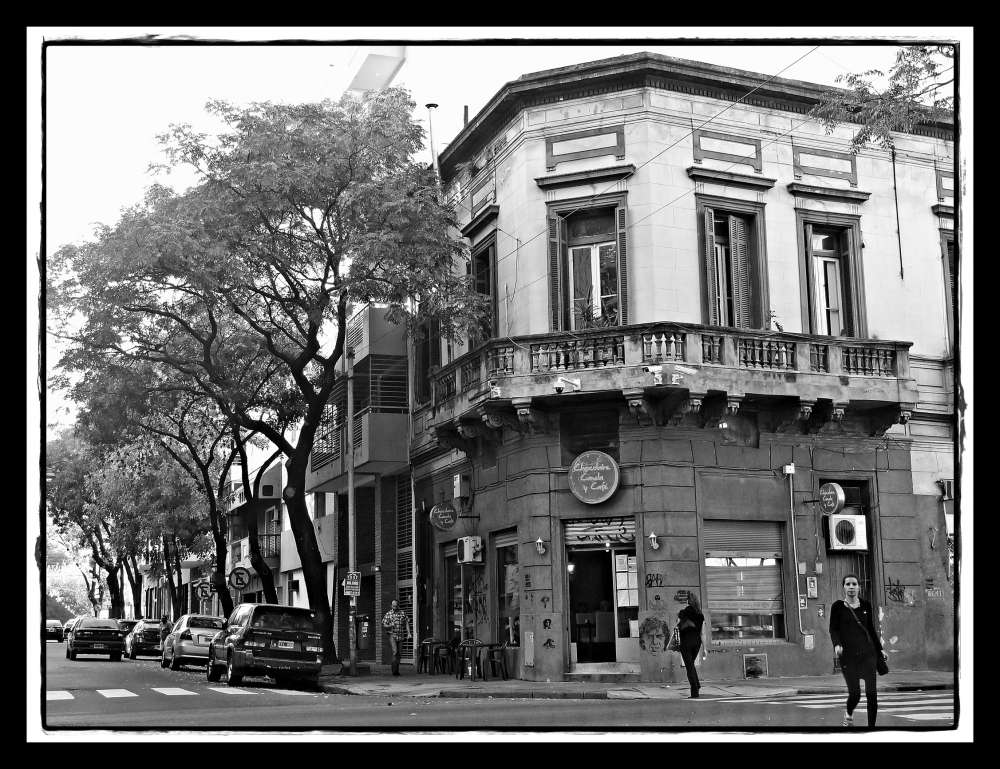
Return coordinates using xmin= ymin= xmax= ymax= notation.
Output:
xmin=568 ymin=450 xmax=620 ymax=505
xmin=429 ymin=502 xmax=458 ymax=533
xmin=818 ymin=482 xmax=846 ymax=515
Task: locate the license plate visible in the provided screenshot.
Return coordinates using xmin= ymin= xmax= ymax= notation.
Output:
xmin=93 ymin=644 xmax=106 ymax=649
xmin=276 ymin=640 xmax=294 ymax=649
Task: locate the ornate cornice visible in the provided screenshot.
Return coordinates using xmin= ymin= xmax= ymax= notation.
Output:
xmin=787 ymin=182 xmax=872 ymax=204
xmin=686 ymin=166 xmax=776 ymax=191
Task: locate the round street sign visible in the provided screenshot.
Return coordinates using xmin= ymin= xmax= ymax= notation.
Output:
xmin=429 ymin=502 xmax=458 ymax=532
xmin=196 ymin=582 xmax=212 ymax=600
xmin=818 ymin=482 xmax=846 ymax=515
xmin=228 ymin=567 xmax=252 ymax=591
xmin=568 ymin=450 xmax=620 ymax=505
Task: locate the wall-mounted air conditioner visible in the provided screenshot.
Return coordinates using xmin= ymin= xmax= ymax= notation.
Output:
xmin=939 ymin=479 xmax=954 ymax=501
xmin=457 ymin=536 xmax=482 ymax=564
xmin=827 ymin=514 xmax=869 ymax=551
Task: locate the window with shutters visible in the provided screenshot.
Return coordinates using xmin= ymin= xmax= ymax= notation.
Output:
xmin=696 ymin=196 xmax=769 ymax=329
xmin=547 ymin=194 xmax=629 ymax=331
xmin=796 ymin=210 xmax=867 ymax=338
xmin=467 ymin=237 xmax=497 ymax=340
xmin=703 ymin=520 xmax=786 ymax=641
xmin=940 ymin=231 xmax=957 ymax=349
xmin=414 ymin=317 xmax=441 ymax=404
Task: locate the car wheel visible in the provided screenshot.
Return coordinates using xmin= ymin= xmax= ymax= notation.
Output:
xmin=207 ymin=650 xmax=223 ymax=682
xmin=226 ymin=653 xmax=243 ymax=687
xmin=160 ymin=650 xmax=169 ymax=668
xmin=169 ymin=648 xmax=182 ymax=671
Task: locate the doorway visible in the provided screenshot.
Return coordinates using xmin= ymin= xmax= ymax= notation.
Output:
xmin=567 ymin=547 xmax=639 ymax=665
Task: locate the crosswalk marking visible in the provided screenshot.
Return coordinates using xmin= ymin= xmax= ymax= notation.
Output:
xmin=150 ymin=687 xmax=198 ymax=696
xmin=97 ymin=689 xmax=138 ymax=698
xmin=206 ymin=687 xmax=256 ymax=695
xmin=896 ymin=713 xmax=954 ymax=721
xmin=46 ymin=691 xmax=74 ymax=701
xmin=269 ymin=689 xmax=319 ymax=695
xmin=701 ymin=689 xmax=954 ymax=724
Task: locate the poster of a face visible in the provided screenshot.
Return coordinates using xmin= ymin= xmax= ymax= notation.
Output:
xmin=638 ymin=617 xmax=668 ymax=656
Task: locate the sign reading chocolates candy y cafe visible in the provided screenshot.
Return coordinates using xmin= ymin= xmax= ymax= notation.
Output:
xmin=429 ymin=502 xmax=458 ymax=532
xmin=568 ymin=450 xmax=620 ymax=504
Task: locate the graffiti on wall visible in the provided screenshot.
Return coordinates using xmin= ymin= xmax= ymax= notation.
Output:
xmin=884 ymin=575 xmax=917 ymax=607
xmin=467 ymin=572 xmax=490 ymax=631
xmin=645 ymin=573 xmax=664 ymax=588
xmin=637 ymin=616 xmax=669 ymax=656
xmin=568 ymin=517 xmax=636 ymax=546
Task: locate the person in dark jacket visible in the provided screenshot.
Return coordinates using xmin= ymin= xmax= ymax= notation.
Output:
xmin=675 ymin=591 xmax=708 ymax=698
xmin=829 ymin=574 xmax=888 ymax=727
xmin=158 ymin=615 xmax=172 ymax=648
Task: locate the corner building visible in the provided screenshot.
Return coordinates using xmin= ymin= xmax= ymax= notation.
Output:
xmin=410 ymin=53 xmax=956 ymax=682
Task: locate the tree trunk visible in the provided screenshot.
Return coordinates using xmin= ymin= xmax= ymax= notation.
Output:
xmin=162 ymin=536 xmax=178 ymax=619
xmin=246 ymin=512 xmax=279 ymax=604
xmin=124 ymin=555 xmax=142 ymax=619
xmin=105 ymin=562 xmax=125 ymax=619
xmin=172 ymin=537 xmax=185 ymax=617
xmin=284 ymin=455 xmax=339 ymax=664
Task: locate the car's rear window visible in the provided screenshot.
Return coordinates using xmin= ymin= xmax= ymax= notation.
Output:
xmin=189 ymin=617 xmax=224 ymax=629
xmin=250 ymin=610 xmax=316 ymax=631
xmin=81 ymin=619 xmax=120 ymax=629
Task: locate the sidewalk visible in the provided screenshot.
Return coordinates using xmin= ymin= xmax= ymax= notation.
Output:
xmin=319 ymin=666 xmax=955 ymax=700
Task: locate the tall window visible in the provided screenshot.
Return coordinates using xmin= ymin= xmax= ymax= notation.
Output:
xmin=414 ymin=318 xmax=441 ymax=403
xmin=698 ymin=196 xmax=768 ymax=329
xmin=548 ymin=197 xmax=629 ymax=330
xmin=941 ymin=231 xmax=957 ymax=349
xmin=495 ymin=533 xmax=520 ymax=646
xmin=797 ymin=211 xmax=866 ymax=338
xmin=468 ymin=239 xmax=497 ymax=340
xmin=703 ymin=520 xmax=786 ymax=641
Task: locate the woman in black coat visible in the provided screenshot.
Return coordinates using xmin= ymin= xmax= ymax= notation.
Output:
xmin=675 ymin=591 xmax=708 ymax=698
xmin=829 ymin=574 xmax=888 ymax=727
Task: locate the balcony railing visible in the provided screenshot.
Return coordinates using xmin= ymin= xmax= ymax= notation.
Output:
xmin=257 ymin=534 xmax=280 ymax=559
xmin=424 ymin=322 xmax=913 ymax=414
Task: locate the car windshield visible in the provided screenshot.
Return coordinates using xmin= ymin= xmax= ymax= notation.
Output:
xmin=81 ymin=619 xmax=120 ymax=629
xmin=188 ymin=617 xmax=224 ymax=629
xmin=251 ymin=610 xmax=316 ymax=631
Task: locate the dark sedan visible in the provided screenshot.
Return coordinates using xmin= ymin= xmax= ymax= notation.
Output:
xmin=125 ymin=618 xmax=166 ymax=659
xmin=45 ymin=620 xmax=64 ymax=642
xmin=66 ymin=617 xmax=125 ymax=661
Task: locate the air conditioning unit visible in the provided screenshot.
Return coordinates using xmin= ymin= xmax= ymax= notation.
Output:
xmin=261 ymin=484 xmax=276 ymax=498
xmin=939 ymin=479 xmax=955 ymax=500
xmin=457 ymin=536 xmax=482 ymax=564
xmin=288 ymin=579 xmax=300 ymax=592
xmin=828 ymin=514 xmax=869 ymax=551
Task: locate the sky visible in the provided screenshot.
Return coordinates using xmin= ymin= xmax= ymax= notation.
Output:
xmin=29 ymin=28 xmax=971 ymax=742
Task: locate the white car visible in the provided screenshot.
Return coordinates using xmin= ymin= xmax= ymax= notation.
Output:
xmin=161 ymin=614 xmax=225 ymax=670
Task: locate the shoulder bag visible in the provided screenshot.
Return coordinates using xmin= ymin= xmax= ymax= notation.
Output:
xmin=845 ymin=603 xmax=888 ymax=676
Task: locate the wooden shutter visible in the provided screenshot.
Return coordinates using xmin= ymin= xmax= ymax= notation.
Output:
xmin=548 ymin=216 xmax=563 ymax=331
xmin=703 ymin=207 xmax=719 ymax=325
xmin=729 ymin=214 xmax=751 ymax=329
xmin=839 ymin=232 xmax=855 ymax=337
xmin=616 ymin=204 xmax=629 ymax=326
xmin=804 ymin=223 xmax=818 ymax=334
xmin=947 ymin=239 xmax=956 ymax=314
xmin=429 ymin=319 xmax=441 ymax=368
xmin=489 ymin=243 xmax=498 ymax=337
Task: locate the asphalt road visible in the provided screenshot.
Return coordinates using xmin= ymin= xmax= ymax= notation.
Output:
xmin=40 ymin=642 xmax=955 ymax=733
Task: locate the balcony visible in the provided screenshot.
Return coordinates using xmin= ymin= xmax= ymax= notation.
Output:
xmin=228 ymin=534 xmax=281 ymax=576
xmin=306 ymin=409 xmax=410 ymax=493
xmin=413 ymin=322 xmax=917 ymax=451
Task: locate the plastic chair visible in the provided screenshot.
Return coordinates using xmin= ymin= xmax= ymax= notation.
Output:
xmin=416 ymin=637 xmax=442 ymax=674
xmin=485 ymin=642 xmax=510 ymax=681
xmin=456 ymin=639 xmax=484 ymax=681
xmin=434 ymin=638 xmax=457 ymax=675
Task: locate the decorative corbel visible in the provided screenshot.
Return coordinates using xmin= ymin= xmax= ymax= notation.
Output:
xmin=867 ymin=404 xmax=913 ymax=437
xmin=806 ymin=400 xmax=849 ymax=434
xmin=431 ymin=425 xmax=473 ymax=455
xmin=623 ymin=388 xmax=659 ymax=427
xmin=663 ymin=391 xmax=705 ymax=427
xmin=512 ymin=397 xmax=552 ymax=435
xmin=773 ymin=399 xmax=815 ymax=434
xmin=480 ymin=409 xmax=524 ymax=435
xmin=455 ymin=417 xmax=502 ymax=446
xmin=702 ymin=393 xmax=743 ymax=429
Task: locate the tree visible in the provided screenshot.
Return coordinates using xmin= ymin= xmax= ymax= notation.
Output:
xmin=810 ymin=45 xmax=954 ymax=153
xmin=49 ymin=88 xmax=487 ymax=662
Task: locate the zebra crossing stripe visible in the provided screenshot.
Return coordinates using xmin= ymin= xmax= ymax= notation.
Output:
xmin=97 ymin=689 xmax=138 ymax=698
xmin=893 ymin=713 xmax=954 ymax=721
xmin=151 ymin=688 xmax=198 ymax=696
xmin=46 ymin=691 xmax=74 ymax=701
xmin=207 ymin=687 xmax=256 ymax=695
xmin=269 ymin=689 xmax=319 ymax=696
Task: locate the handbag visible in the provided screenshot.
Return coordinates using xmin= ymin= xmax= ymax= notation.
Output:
xmin=666 ymin=627 xmax=681 ymax=652
xmin=845 ymin=602 xmax=888 ymax=676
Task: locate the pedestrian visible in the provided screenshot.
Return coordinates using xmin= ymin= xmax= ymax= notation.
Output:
xmin=830 ymin=573 xmax=888 ymax=728
xmin=158 ymin=614 xmax=172 ymax=648
xmin=675 ymin=590 xmax=708 ymax=698
xmin=381 ymin=598 xmax=412 ymax=677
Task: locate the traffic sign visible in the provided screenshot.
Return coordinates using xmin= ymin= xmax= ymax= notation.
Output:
xmin=228 ymin=566 xmax=252 ymax=590
xmin=344 ymin=571 xmax=361 ymax=597
xmin=196 ymin=582 xmax=212 ymax=600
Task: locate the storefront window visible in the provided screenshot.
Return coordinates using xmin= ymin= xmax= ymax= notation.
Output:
xmin=705 ymin=556 xmax=786 ymax=640
xmin=445 ymin=553 xmax=462 ymax=643
xmin=497 ymin=543 xmax=520 ymax=645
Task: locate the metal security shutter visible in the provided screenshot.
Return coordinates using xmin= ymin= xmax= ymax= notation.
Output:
xmin=396 ymin=476 xmax=414 ymax=662
xmin=564 ymin=517 xmax=636 ymax=547
xmin=494 ymin=530 xmax=518 ymax=549
xmin=703 ymin=520 xmax=783 ymax=558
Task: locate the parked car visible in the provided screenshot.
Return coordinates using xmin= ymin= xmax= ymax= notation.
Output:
xmin=125 ymin=618 xmax=165 ymax=659
xmin=66 ymin=617 xmax=125 ymax=661
xmin=117 ymin=618 xmax=140 ymax=638
xmin=45 ymin=620 xmax=64 ymax=642
xmin=161 ymin=614 xmax=225 ymax=670
xmin=64 ymin=616 xmax=84 ymax=641
xmin=207 ymin=603 xmax=323 ymax=689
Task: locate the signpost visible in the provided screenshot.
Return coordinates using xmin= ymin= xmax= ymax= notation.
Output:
xmin=196 ymin=582 xmax=213 ymax=601
xmin=228 ymin=567 xmax=251 ymax=591
xmin=567 ymin=450 xmax=620 ymax=505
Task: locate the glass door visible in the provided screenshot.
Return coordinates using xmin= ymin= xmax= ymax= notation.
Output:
xmin=612 ymin=549 xmax=639 ymax=662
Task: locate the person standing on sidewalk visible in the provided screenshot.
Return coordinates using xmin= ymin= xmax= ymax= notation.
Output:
xmin=675 ymin=591 xmax=708 ymax=698
xmin=381 ymin=599 xmax=411 ymax=677
xmin=830 ymin=574 xmax=888 ymax=728
xmin=158 ymin=615 xmax=172 ymax=649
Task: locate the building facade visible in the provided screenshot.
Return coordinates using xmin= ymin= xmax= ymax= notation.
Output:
xmin=409 ymin=53 xmax=956 ymax=682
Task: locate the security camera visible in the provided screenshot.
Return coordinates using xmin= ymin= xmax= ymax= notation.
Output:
xmin=553 ymin=376 xmax=580 ymax=393
xmin=554 ymin=384 xmax=564 ymax=394
xmin=641 ymin=365 xmax=662 ymax=374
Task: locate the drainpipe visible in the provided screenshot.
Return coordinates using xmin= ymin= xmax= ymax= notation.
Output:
xmin=786 ymin=465 xmax=806 ymax=638
xmin=891 ymin=148 xmax=904 ymax=280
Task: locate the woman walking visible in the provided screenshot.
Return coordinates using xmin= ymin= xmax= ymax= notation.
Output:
xmin=676 ymin=591 xmax=708 ymax=698
xmin=829 ymin=574 xmax=888 ymax=727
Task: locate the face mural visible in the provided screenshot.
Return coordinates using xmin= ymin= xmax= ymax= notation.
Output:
xmin=638 ymin=617 xmax=668 ymax=656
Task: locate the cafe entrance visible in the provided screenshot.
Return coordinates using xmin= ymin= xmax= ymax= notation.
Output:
xmin=565 ymin=518 xmax=639 ymax=669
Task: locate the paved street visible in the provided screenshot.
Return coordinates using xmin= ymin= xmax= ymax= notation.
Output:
xmin=41 ymin=642 xmax=956 ymax=732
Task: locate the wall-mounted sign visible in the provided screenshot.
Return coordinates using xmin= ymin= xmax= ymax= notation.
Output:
xmin=818 ymin=482 xmax=846 ymax=515
xmin=806 ymin=576 xmax=818 ymax=598
xmin=429 ymin=503 xmax=458 ymax=533
xmin=568 ymin=451 xmax=620 ymax=505
xmin=228 ymin=567 xmax=251 ymax=591
xmin=343 ymin=571 xmax=361 ymax=597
